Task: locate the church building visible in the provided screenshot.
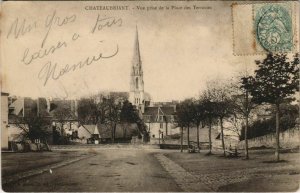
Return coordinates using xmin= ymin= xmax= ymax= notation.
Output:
xmin=129 ymin=27 xmax=148 ymax=113
xmin=128 ymin=27 xmax=180 ymax=142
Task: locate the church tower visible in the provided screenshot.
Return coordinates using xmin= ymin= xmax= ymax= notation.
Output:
xmin=129 ymin=26 xmax=145 ymax=112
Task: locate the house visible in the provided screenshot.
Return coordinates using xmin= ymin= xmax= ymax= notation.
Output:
xmin=143 ymin=106 xmax=180 ymax=142
xmin=75 ymin=123 xmax=139 ymax=144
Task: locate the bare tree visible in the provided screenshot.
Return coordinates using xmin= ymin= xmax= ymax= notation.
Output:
xmin=193 ymin=100 xmax=205 ymax=151
xmin=52 ymin=101 xmax=75 ymax=135
xmin=77 ymin=97 xmax=98 ymax=125
xmin=205 ymin=79 xmax=234 ymax=156
xmin=103 ymin=97 xmax=121 ymax=143
xmin=229 ymin=75 xmax=257 ymax=159
xmin=176 ymin=99 xmax=194 ymax=152
xmin=10 ymin=111 xmax=51 ymax=143
xmin=200 ymin=91 xmax=218 ymax=155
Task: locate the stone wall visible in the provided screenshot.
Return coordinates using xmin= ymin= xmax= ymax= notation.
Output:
xmin=238 ymin=127 xmax=300 ymax=149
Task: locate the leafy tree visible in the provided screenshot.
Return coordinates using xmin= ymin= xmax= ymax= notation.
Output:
xmin=120 ymin=100 xmax=140 ymax=138
xmin=120 ymin=100 xmax=140 ymax=123
xmin=245 ymin=53 xmax=299 ymax=161
xmin=241 ymin=103 xmax=299 ymax=140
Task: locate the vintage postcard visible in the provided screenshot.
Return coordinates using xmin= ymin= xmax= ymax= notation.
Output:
xmin=1 ymin=1 xmax=299 ymax=192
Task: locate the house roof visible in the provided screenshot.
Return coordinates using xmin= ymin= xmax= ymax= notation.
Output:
xmin=81 ymin=125 xmax=95 ymax=134
xmin=144 ymin=106 xmax=175 ymax=116
xmin=144 ymin=107 xmax=159 ymax=116
xmin=143 ymin=106 xmax=175 ymax=122
xmin=81 ymin=123 xmax=139 ymax=139
xmin=160 ymin=107 xmax=176 ymax=115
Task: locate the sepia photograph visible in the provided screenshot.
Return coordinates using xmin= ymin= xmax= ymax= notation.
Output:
xmin=0 ymin=1 xmax=299 ymax=192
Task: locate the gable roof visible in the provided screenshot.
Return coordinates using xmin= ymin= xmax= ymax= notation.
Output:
xmin=144 ymin=107 xmax=159 ymax=116
xmin=160 ymin=107 xmax=176 ymax=115
xmin=143 ymin=106 xmax=176 ymax=122
xmin=81 ymin=125 xmax=95 ymax=134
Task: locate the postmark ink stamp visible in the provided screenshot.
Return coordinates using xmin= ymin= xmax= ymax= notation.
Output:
xmin=254 ymin=4 xmax=293 ymax=53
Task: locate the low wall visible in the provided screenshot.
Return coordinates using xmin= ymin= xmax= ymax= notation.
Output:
xmin=238 ymin=127 xmax=300 ymax=149
xmin=149 ymin=138 xmax=211 ymax=150
xmin=149 ymin=138 xmax=187 ymax=145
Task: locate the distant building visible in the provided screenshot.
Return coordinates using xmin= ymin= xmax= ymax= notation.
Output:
xmin=253 ymin=104 xmax=273 ymax=121
xmin=143 ymin=106 xmax=179 ymax=141
xmin=76 ymin=123 xmax=139 ymax=144
xmin=1 ymin=92 xmax=9 ymax=150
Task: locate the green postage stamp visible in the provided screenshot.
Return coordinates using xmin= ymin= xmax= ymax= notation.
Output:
xmin=254 ymin=3 xmax=293 ymax=53
xmin=232 ymin=2 xmax=298 ymax=55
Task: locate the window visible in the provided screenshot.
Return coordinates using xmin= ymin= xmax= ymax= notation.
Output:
xmin=136 ymin=77 xmax=139 ymax=89
xmin=160 ymin=115 xmax=164 ymax=121
xmin=160 ymin=123 xmax=163 ymax=128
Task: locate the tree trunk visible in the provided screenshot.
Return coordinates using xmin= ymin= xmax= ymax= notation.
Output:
xmin=61 ymin=123 xmax=64 ymax=136
xmin=197 ymin=124 xmax=200 ymax=151
xmin=122 ymin=124 xmax=126 ymax=138
xmin=245 ymin=115 xmax=249 ymax=159
xmin=275 ymin=104 xmax=280 ymax=161
xmin=124 ymin=127 xmax=127 ymax=139
xmin=180 ymin=127 xmax=183 ymax=153
xmin=208 ymin=123 xmax=212 ymax=155
xmin=187 ymin=125 xmax=190 ymax=148
xmin=220 ymin=118 xmax=225 ymax=157
xmin=112 ymin=124 xmax=116 ymax=144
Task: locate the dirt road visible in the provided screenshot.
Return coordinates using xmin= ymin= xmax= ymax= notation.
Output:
xmin=2 ymin=149 xmax=181 ymax=192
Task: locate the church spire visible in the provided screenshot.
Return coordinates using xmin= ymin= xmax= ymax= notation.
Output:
xmin=129 ymin=25 xmax=144 ymax=109
xmin=132 ymin=25 xmax=142 ymax=69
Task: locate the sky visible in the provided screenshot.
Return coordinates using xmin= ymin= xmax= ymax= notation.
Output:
xmin=1 ymin=1 xmax=298 ymax=102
